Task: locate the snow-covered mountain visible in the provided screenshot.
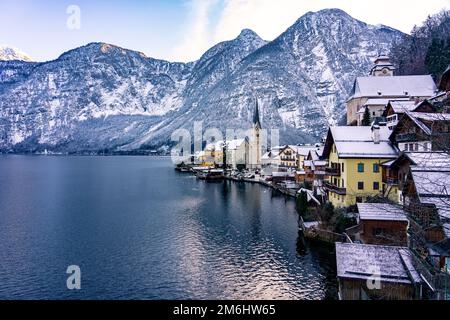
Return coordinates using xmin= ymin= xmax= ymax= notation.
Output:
xmin=0 ymin=46 xmax=32 ymax=62
xmin=0 ymin=9 xmax=404 ymax=153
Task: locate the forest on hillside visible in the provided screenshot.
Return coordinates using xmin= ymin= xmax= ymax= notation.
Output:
xmin=390 ymin=9 xmax=450 ymax=82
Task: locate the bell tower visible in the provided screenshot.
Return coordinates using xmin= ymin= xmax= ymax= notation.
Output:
xmin=369 ymin=54 xmax=395 ymax=76
xmin=249 ymin=97 xmax=262 ymax=169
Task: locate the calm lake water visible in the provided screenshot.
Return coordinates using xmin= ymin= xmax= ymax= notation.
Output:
xmin=0 ymin=156 xmax=337 ymax=299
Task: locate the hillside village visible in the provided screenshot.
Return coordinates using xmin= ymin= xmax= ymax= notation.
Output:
xmin=177 ymin=56 xmax=450 ymax=300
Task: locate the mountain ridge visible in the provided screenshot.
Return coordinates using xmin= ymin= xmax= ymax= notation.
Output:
xmin=0 ymin=9 xmax=405 ymax=153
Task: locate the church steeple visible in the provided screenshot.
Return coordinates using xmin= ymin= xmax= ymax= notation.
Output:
xmin=253 ymin=97 xmax=261 ymax=129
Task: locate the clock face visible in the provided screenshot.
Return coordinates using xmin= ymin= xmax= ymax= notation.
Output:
xmin=382 ymin=69 xmax=388 ymax=74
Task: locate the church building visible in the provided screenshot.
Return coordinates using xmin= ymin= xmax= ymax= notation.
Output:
xmin=346 ymin=55 xmax=437 ymax=126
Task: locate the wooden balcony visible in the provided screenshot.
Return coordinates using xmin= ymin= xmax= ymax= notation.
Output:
xmin=382 ymin=177 xmax=399 ymax=185
xmin=325 ymin=167 xmax=341 ymax=176
xmin=324 ymin=181 xmax=346 ymax=195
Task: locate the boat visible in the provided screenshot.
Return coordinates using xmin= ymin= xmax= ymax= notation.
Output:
xmin=205 ymin=169 xmax=224 ymax=181
xmin=195 ymin=169 xmax=224 ymax=181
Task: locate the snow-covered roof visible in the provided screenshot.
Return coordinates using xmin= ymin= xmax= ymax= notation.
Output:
xmin=408 ymin=112 xmax=450 ymax=122
xmin=303 ymin=221 xmax=320 ymax=229
xmin=297 ymin=188 xmax=321 ymax=205
xmin=444 ymin=223 xmax=450 ymax=239
xmin=381 ymin=159 xmax=395 ymax=167
xmin=261 ymin=152 xmax=271 ymax=160
xmin=365 ymin=98 xmax=399 ymax=106
xmin=205 ymin=138 xmax=246 ymax=151
xmin=308 ymin=146 xmax=324 ymax=160
xmin=412 ymin=171 xmax=450 ymax=197
xmin=272 ymin=172 xmax=295 ymax=177
xmin=328 ymin=126 xmax=398 ymax=159
xmin=314 ymin=160 xmax=327 ymax=166
xmin=303 ymin=160 xmax=313 ymax=167
xmin=335 ymin=243 xmax=422 ymax=284
xmin=357 ymin=203 xmax=408 ymax=222
xmin=389 ymin=100 xmax=418 ymax=114
xmin=287 ymin=145 xmax=317 ymax=156
xmin=407 ymin=152 xmax=450 ymax=170
xmin=352 ymin=75 xmax=437 ymax=98
xmin=262 ymin=149 xmax=280 ymax=160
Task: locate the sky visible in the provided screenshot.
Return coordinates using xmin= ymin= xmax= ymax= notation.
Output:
xmin=0 ymin=0 xmax=449 ymax=62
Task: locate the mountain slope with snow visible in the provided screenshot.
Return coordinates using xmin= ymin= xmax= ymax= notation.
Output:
xmin=0 ymin=46 xmax=32 ymax=62
xmin=0 ymin=9 xmax=404 ymax=153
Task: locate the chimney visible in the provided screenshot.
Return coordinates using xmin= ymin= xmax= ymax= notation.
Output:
xmin=372 ymin=124 xmax=380 ymax=144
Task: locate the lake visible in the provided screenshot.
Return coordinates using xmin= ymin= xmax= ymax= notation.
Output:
xmin=0 ymin=156 xmax=337 ymax=299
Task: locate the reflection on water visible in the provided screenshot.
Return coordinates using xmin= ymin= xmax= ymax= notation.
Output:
xmin=0 ymin=156 xmax=337 ymax=299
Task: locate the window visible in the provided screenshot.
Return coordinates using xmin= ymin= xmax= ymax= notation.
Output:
xmin=373 ymin=228 xmax=386 ymax=236
xmin=414 ymin=143 xmax=418 ymax=151
xmin=358 ymin=182 xmax=364 ymax=190
xmin=409 ymin=143 xmax=413 ymax=151
xmin=342 ymin=163 xmax=344 ymax=172
xmin=357 ymin=163 xmax=364 ymax=172
xmin=404 ymin=144 xmax=408 ymax=151
xmin=373 ymin=182 xmax=379 ymax=190
xmin=373 ymin=163 xmax=379 ymax=173
xmin=356 ymin=197 xmax=363 ymax=203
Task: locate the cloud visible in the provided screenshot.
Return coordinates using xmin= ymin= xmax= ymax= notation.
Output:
xmin=172 ymin=0 xmax=450 ymax=62
xmin=171 ymin=0 xmax=219 ymax=62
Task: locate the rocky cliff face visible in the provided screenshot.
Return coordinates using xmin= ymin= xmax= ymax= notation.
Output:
xmin=0 ymin=9 xmax=404 ymax=153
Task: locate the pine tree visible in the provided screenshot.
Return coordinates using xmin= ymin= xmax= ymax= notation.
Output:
xmin=425 ymin=37 xmax=450 ymax=79
xmin=362 ymin=106 xmax=372 ymax=126
xmin=296 ymin=191 xmax=309 ymax=217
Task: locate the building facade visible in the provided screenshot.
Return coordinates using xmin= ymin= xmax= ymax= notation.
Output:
xmin=322 ymin=125 xmax=398 ymax=207
xmin=346 ymin=55 xmax=437 ymax=126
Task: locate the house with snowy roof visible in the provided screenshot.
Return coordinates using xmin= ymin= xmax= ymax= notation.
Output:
xmin=322 ymin=125 xmax=398 ymax=207
xmin=389 ymin=111 xmax=450 ymax=152
xmin=346 ymin=55 xmax=437 ymax=126
xmin=383 ymin=99 xmax=437 ymax=130
xmin=203 ymin=138 xmax=249 ymax=169
xmin=349 ymin=203 xmax=409 ymax=246
xmin=400 ymin=152 xmax=450 ymax=274
xmin=335 ymin=243 xmax=423 ymax=300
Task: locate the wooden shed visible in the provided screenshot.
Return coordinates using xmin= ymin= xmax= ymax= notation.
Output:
xmin=335 ymin=243 xmax=423 ymax=300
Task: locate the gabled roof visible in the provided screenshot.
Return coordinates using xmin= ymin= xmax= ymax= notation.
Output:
xmin=205 ymin=138 xmax=247 ymax=151
xmin=390 ymin=111 xmax=450 ymax=141
xmin=351 ymin=75 xmax=437 ymax=99
xmin=364 ymin=98 xmax=401 ymax=106
xmin=335 ymin=243 xmax=422 ymax=284
xmin=406 ymin=152 xmax=450 ymax=170
xmin=408 ymin=112 xmax=450 ymax=122
xmin=290 ymin=145 xmax=317 ymax=156
xmin=412 ymin=170 xmax=450 ymax=198
xmin=323 ymin=126 xmax=398 ymax=159
xmin=357 ymin=203 xmax=409 ymax=222
xmin=388 ymin=100 xmax=418 ymax=114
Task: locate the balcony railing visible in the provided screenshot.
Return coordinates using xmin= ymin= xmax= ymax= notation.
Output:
xmin=396 ymin=133 xmax=420 ymax=142
xmin=383 ymin=177 xmax=399 ymax=185
xmin=325 ymin=167 xmax=341 ymax=176
xmin=324 ymin=181 xmax=346 ymax=195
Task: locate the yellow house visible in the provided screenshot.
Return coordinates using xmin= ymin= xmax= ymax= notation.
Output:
xmin=322 ymin=125 xmax=398 ymax=207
